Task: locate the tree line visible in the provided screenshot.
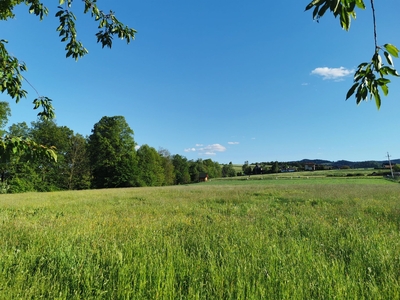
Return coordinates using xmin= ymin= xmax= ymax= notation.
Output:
xmin=0 ymin=107 xmax=225 ymax=193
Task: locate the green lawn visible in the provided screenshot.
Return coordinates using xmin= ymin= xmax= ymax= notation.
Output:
xmin=1 ymin=178 xmax=399 ymax=299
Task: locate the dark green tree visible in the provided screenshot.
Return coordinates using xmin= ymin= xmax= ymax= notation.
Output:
xmin=222 ymin=162 xmax=236 ymax=177
xmin=0 ymin=102 xmax=11 ymax=136
xmin=30 ymin=119 xmax=74 ymax=191
xmin=158 ymin=148 xmax=175 ymax=186
xmin=242 ymin=161 xmax=252 ymax=176
xmin=3 ymin=122 xmax=34 ymax=193
xmin=271 ymin=161 xmax=280 ymax=174
xmin=189 ymin=159 xmax=206 ymax=182
xmin=203 ymin=159 xmax=222 ymax=179
xmin=172 ymin=154 xmax=190 ymax=185
xmin=65 ymin=134 xmax=90 ymax=190
xmin=136 ymin=145 xmax=165 ymax=187
xmin=7 ymin=122 xmax=30 ymax=138
xmin=88 ymin=116 xmax=137 ymax=189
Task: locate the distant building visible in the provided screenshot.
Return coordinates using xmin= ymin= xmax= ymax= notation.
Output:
xmin=198 ymin=173 xmax=209 ymax=182
xmin=304 ymin=163 xmax=316 ymax=171
xmin=382 ymin=163 xmax=396 ymax=169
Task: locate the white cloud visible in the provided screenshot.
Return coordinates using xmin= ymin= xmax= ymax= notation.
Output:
xmin=228 ymin=141 xmax=239 ymax=145
xmin=311 ymin=67 xmax=354 ymax=81
xmin=301 ymin=83 xmax=309 ymax=86
xmin=184 ymin=143 xmax=227 ymax=156
xmin=199 ymin=144 xmax=227 ymax=153
xmin=204 ymin=152 xmax=216 ymax=156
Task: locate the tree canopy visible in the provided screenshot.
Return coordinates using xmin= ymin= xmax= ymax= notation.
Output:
xmin=88 ymin=116 xmax=137 ymax=188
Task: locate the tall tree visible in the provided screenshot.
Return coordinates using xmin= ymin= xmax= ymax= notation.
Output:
xmin=158 ymin=148 xmax=175 ymax=186
xmin=0 ymin=111 xmax=55 ymax=193
xmin=172 ymin=154 xmax=190 ymax=185
xmin=30 ymin=119 xmax=74 ymax=191
xmin=189 ymin=159 xmax=206 ymax=182
xmin=242 ymin=161 xmax=252 ymax=176
xmin=222 ymin=162 xmax=237 ymax=177
xmin=271 ymin=161 xmax=280 ymax=174
xmin=203 ymin=159 xmax=222 ymax=179
xmin=0 ymin=102 xmax=11 ymax=136
xmin=136 ymin=145 xmax=165 ymax=187
xmin=4 ymin=122 xmax=33 ymax=193
xmin=88 ymin=116 xmax=137 ymax=189
xmin=7 ymin=122 xmax=31 ymax=138
xmin=65 ymin=134 xmax=90 ymax=190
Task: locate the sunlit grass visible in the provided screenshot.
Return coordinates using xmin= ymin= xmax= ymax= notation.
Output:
xmin=1 ymin=179 xmax=399 ymax=299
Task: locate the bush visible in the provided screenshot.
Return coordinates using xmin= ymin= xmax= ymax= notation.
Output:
xmin=8 ymin=177 xmax=36 ymax=193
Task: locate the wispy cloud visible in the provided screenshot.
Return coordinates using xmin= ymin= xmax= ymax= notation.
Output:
xmin=184 ymin=143 xmax=227 ymax=156
xmin=311 ymin=67 xmax=354 ymax=81
xmin=228 ymin=141 xmax=239 ymax=145
xmin=199 ymin=144 xmax=227 ymax=155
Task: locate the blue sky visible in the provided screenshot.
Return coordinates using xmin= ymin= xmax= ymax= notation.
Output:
xmin=2 ymin=1 xmax=400 ymax=164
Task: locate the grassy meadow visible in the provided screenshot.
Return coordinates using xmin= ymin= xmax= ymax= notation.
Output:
xmin=1 ymin=177 xmax=400 ymax=299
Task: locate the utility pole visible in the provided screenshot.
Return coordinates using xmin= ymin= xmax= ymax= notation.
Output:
xmin=387 ymin=152 xmax=394 ymax=179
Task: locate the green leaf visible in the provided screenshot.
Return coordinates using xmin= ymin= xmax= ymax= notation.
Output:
xmin=330 ymin=0 xmax=340 ymax=13
xmin=340 ymin=7 xmax=351 ymax=30
xmin=372 ymin=53 xmax=382 ymax=70
xmin=318 ymin=2 xmax=330 ymax=17
xmin=355 ymin=0 xmax=366 ymax=9
xmin=384 ymin=44 xmax=399 ymax=58
xmin=376 ymin=78 xmax=390 ymax=85
xmin=357 ymin=62 xmax=368 ymax=69
xmin=384 ymin=51 xmax=393 ymax=66
xmin=346 ymin=82 xmax=359 ymax=100
xmin=55 ymin=10 xmax=64 ymax=18
xmin=379 ymin=84 xmax=389 ymax=96
xmin=373 ymin=90 xmax=381 ymax=109
xmin=305 ymin=0 xmax=324 ymax=11
xmin=382 ymin=67 xmax=400 ymax=77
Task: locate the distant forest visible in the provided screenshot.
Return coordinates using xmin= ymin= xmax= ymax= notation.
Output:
xmin=0 ymin=109 xmax=397 ymax=193
xmin=0 ymin=115 xmax=231 ymax=193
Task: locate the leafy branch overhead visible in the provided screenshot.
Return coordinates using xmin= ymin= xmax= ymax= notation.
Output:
xmin=0 ymin=135 xmax=57 ymax=164
xmin=56 ymin=0 xmax=137 ymax=60
xmin=305 ymin=0 xmax=399 ymax=109
xmin=1 ymin=0 xmax=136 ymax=163
xmin=0 ymin=0 xmax=137 ymax=119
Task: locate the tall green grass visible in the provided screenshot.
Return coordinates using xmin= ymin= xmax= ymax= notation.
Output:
xmin=0 ymin=179 xmax=399 ymax=299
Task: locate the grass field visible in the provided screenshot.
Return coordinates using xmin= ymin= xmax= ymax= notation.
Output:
xmin=1 ymin=177 xmax=400 ymax=299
